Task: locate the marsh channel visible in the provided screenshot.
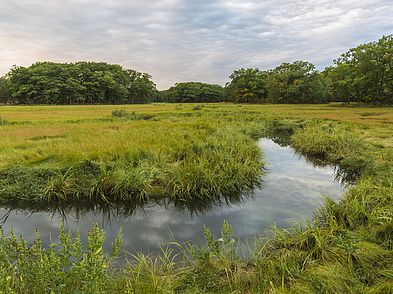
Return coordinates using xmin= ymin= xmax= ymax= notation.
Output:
xmin=0 ymin=138 xmax=347 ymax=254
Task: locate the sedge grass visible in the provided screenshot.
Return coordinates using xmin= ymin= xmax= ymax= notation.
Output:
xmin=0 ymin=118 xmax=264 ymax=205
xmin=0 ymin=103 xmax=392 ymax=293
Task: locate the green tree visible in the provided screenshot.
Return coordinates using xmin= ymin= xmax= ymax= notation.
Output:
xmin=126 ymin=70 xmax=156 ymax=103
xmin=0 ymin=76 xmax=11 ymax=104
xmin=326 ymin=35 xmax=393 ymax=104
xmin=324 ymin=64 xmax=355 ymax=104
xmin=225 ymin=68 xmax=268 ymax=103
xmin=164 ymin=82 xmax=224 ymax=103
xmin=6 ymin=62 xmax=156 ymax=105
xmin=266 ymin=61 xmax=329 ymax=104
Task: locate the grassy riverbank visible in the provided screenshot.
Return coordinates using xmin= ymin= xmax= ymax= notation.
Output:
xmin=0 ymin=108 xmax=263 ymax=205
xmin=0 ymin=103 xmax=392 ymax=293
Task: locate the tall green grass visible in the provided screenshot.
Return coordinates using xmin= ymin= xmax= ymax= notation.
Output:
xmin=0 ymin=104 xmax=392 ymax=293
xmin=292 ymin=121 xmax=376 ymax=178
xmin=0 ymin=124 xmax=263 ymax=205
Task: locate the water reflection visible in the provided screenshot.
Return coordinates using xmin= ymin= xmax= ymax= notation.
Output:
xmin=0 ymin=190 xmax=253 ymax=225
xmin=0 ymin=139 xmax=345 ymax=254
xmin=267 ymin=133 xmax=357 ymax=184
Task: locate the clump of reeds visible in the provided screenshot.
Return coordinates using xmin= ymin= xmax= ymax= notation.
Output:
xmin=0 ymin=124 xmax=264 ymax=206
xmin=292 ymin=121 xmax=375 ymax=177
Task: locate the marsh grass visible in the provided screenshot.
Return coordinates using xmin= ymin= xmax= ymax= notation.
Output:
xmin=0 ymin=103 xmax=392 ymax=293
xmin=0 ymin=123 xmax=263 ymax=205
xmin=291 ymin=122 xmax=376 ymax=179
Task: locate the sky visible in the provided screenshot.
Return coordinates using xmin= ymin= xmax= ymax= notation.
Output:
xmin=0 ymin=0 xmax=392 ymax=89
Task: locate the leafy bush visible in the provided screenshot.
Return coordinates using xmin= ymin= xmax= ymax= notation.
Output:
xmin=111 ymin=109 xmax=153 ymax=120
xmin=0 ymin=116 xmax=8 ymax=125
xmin=111 ymin=109 xmax=128 ymax=117
xmin=192 ymin=105 xmax=203 ymax=111
xmin=0 ymin=224 xmax=122 ymax=293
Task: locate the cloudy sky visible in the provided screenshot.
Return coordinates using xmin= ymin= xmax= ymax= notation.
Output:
xmin=0 ymin=0 xmax=392 ymax=89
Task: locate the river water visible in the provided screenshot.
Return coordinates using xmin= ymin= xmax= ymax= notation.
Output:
xmin=0 ymin=138 xmax=345 ymax=253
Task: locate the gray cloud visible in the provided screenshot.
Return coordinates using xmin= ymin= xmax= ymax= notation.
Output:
xmin=0 ymin=0 xmax=392 ymax=88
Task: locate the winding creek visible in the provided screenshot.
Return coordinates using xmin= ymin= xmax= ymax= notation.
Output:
xmin=0 ymin=138 xmax=346 ymax=253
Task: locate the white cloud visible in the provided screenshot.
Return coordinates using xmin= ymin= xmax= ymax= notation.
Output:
xmin=0 ymin=0 xmax=391 ymax=88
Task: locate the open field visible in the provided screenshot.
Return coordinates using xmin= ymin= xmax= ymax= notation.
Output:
xmin=1 ymin=103 xmax=392 ymax=169
xmin=1 ymin=103 xmax=393 ymax=123
xmin=0 ymin=103 xmax=392 ymax=293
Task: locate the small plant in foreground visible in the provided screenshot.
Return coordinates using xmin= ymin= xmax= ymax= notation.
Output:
xmin=0 ymin=116 xmax=8 ymax=125
xmin=0 ymin=224 xmax=123 ymax=294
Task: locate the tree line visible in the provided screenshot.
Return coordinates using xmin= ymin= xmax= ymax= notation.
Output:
xmin=157 ymin=82 xmax=225 ymax=103
xmin=0 ymin=62 xmax=156 ymax=104
xmin=325 ymin=35 xmax=392 ymax=104
xmin=224 ymin=35 xmax=392 ymax=104
xmin=0 ymin=35 xmax=391 ymax=105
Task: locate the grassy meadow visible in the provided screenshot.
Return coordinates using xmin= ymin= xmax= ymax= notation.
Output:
xmin=0 ymin=104 xmax=266 ymax=205
xmin=0 ymin=103 xmax=392 ymax=293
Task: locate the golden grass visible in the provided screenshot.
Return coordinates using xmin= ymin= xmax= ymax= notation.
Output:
xmin=1 ymin=102 xmax=392 ymax=169
xmin=0 ymin=104 xmax=183 ymax=121
xmin=0 ymin=120 xmax=215 ymax=169
xmin=1 ymin=103 xmax=392 ymax=124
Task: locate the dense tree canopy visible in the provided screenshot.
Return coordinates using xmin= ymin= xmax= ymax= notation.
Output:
xmin=225 ymin=35 xmax=391 ymax=105
xmin=125 ymin=69 xmax=158 ymax=104
xmin=265 ymin=61 xmax=329 ymax=104
xmin=225 ymin=68 xmax=268 ymax=103
xmin=225 ymin=62 xmax=328 ymax=104
xmin=0 ymin=35 xmax=391 ymax=105
xmin=325 ymin=35 xmax=392 ymax=104
xmin=0 ymin=77 xmax=10 ymax=103
xmin=3 ymin=62 xmax=156 ymax=104
xmin=160 ymin=82 xmax=225 ymax=103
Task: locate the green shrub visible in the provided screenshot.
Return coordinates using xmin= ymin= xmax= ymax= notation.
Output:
xmin=111 ymin=109 xmax=153 ymax=120
xmin=0 ymin=224 xmax=122 ymax=294
xmin=0 ymin=116 xmax=8 ymax=125
xmin=111 ymin=109 xmax=129 ymax=117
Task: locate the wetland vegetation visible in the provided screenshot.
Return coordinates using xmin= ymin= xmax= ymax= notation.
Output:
xmin=0 ymin=103 xmax=392 ymax=293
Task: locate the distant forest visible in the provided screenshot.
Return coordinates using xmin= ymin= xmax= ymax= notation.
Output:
xmin=0 ymin=35 xmax=391 ymax=105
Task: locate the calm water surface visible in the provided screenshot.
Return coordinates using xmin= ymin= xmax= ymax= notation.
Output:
xmin=0 ymin=139 xmax=345 ymax=253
